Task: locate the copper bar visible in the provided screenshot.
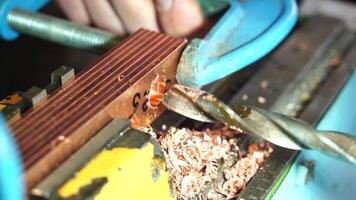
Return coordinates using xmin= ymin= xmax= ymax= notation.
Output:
xmin=9 ymin=29 xmax=187 ymax=190
xmin=21 ymin=34 xmax=173 ymax=161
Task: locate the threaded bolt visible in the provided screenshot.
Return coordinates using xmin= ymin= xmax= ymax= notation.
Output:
xmin=7 ymin=9 xmax=122 ymax=54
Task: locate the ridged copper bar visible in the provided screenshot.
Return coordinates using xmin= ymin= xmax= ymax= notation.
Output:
xmin=9 ymin=29 xmax=187 ymax=190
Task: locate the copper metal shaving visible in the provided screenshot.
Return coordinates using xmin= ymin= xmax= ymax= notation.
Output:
xmin=158 ymin=127 xmax=272 ymax=200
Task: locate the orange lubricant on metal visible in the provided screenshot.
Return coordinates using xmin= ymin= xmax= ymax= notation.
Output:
xmin=130 ymin=74 xmax=167 ymax=129
xmin=148 ymin=75 xmax=166 ymax=109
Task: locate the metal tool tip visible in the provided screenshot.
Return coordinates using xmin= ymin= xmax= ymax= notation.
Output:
xmin=162 ymin=84 xmax=214 ymax=123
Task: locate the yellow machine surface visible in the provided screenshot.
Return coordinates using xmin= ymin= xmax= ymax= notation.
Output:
xmin=59 ymin=143 xmax=173 ymax=200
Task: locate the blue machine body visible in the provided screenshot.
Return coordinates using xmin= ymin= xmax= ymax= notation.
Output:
xmin=177 ymin=0 xmax=298 ymax=87
xmin=273 ymin=70 xmax=356 ymax=200
xmin=0 ymin=116 xmax=23 ymax=200
xmin=0 ymin=0 xmax=49 ymax=40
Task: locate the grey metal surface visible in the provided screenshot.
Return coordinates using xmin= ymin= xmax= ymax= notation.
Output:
xmin=229 ymin=16 xmax=345 ymax=110
xmin=21 ymin=86 xmax=47 ymax=107
xmin=301 ymin=0 xmax=356 ymax=30
xmin=299 ymin=42 xmax=356 ymax=125
xmin=271 ymin=30 xmax=354 ymax=116
xmin=45 ymin=65 xmax=75 ymax=94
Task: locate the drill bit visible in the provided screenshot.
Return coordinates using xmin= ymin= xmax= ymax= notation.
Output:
xmin=163 ymin=84 xmax=356 ymax=165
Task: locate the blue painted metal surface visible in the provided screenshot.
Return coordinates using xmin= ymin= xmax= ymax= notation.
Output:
xmin=0 ymin=115 xmax=24 ymax=200
xmin=177 ymin=0 xmax=298 ymax=87
xmin=273 ymin=70 xmax=356 ymax=200
xmin=0 ymin=0 xmax=49 ymax=40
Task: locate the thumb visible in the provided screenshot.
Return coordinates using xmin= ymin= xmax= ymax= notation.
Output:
xmin=155 ymin=0 xmax=204 ymax=37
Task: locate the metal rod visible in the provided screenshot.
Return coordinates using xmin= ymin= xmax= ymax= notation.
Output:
xmin=7 ymin=9 xmax=122 ymax=54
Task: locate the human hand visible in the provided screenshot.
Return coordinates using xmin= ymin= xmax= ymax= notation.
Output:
xmin=56 ymin=0 xmax=204 ymax=37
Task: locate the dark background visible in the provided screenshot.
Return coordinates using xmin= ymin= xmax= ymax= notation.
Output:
xmin=0 ymin=3 xmax=98 ymax=98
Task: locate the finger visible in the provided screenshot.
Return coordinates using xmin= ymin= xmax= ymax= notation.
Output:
xmin=110 ymin=0 xmax=159 ymax=33
xmin=156 ymin=0 xmax=204 ymax=37
xmin=83 ymin=0 xmax=126 ymax=35
xmin=55 ymin=0 xmax=90 ymax=25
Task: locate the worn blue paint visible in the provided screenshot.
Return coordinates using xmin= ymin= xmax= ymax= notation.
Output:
xmin=0 ymin=115 xmax=24 ymax=200
xmin=273 ymin=70 xmax=356 ymax=200
xmin=0 ymin=0 xmax=49 ymax=40
xmin=177 ymin=0 xmax=298 ymax=87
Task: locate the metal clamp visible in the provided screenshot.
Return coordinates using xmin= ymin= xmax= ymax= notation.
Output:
xmin=177 ymin=0 xmax=298 ymax=87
